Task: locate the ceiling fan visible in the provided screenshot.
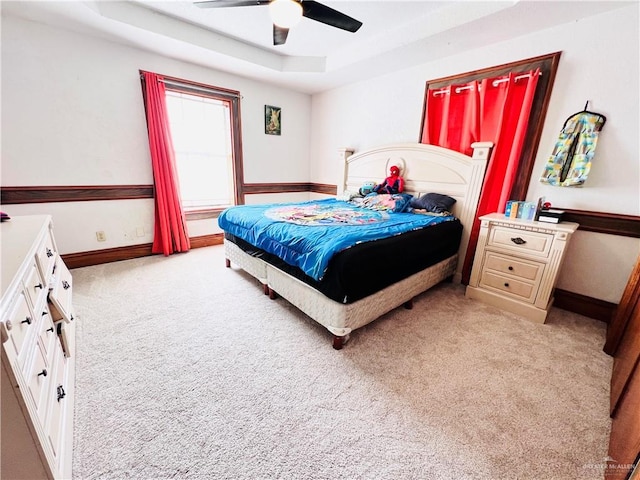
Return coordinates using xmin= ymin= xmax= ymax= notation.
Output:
xmin=194 ymin=0 xmax=363 ymax=46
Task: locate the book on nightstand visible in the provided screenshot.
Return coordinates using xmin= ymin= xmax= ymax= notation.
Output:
xmin=537 ymin=209 xmax=565 ymax=223
xmin=505 ymin=200 xmax=537 ymax=220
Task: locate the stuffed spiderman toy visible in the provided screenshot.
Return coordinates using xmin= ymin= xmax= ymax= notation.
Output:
xmin=373 ymin=165 xmax=404 ymax=194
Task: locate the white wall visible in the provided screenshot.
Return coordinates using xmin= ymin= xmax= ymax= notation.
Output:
xmin=309 ymin=4 xmax=640 ymax=303
xmin=2 ymin=6 xmax=638 ymax=304
xmin=1 ymin=15 xmax=311 ymax=252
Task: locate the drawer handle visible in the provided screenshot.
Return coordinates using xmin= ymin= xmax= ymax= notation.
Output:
xmin=38 ymin=369 xmax=48 ymax=377
xmin=508 ymin=266 xmax=514 ymax=271
xmin=57 ymin=385 xmax=66 ymax=402
xmin=510 ymin=237 xmax=527 ymax=245
xmin=504 ymin=282 xmax=510 ymax=288
xmin=47 ymin=327 xmax=54 ymax=333
xmin=21 ymin=316 xmax=32 ymax=325
xmin=46 ymin=248 xmax=53 ymax=258
xmin=62 ymin=280 xmax=70 ymax=290
xmin=35 ymin=283 xmax=44 ymax=290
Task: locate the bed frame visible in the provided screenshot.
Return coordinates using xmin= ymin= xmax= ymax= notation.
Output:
xmin=224 ymin=142 xmax=492 ymax=349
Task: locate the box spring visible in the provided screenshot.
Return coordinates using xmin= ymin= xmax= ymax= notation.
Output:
xmin=224 ymin=217 xmax=461 ymax=304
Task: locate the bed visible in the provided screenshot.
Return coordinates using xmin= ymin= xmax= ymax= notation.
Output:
xmin=219 ymin=142 xmax=492 ymax=349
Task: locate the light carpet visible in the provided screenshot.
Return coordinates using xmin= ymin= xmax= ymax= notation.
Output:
xmin=71 ymin=245 xmax=612 ymax=480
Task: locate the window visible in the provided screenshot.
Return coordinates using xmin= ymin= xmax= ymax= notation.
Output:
xmin=165 ymin=92 xmax=233 ymax=208
xmin=160 ymin=76 xmax=244 ymax=214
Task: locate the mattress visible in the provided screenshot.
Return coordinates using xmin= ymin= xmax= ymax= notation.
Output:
xmin=225 ymin=217 xmax=462 ymax=304
xmin=218 ymin=198 xmax=458 ymax=281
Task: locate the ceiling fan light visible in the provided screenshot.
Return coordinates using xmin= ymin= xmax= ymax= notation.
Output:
xmin=269 ymin=0 xmax=303 ymax=29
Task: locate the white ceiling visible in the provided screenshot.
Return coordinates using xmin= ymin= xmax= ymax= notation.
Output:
xmin=1 ymin=1 xmax=631 ymax=94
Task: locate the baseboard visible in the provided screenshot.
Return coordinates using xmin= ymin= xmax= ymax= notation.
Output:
xmin=188 ymin=234 xmax=224 ymax=249
xmin=553 ymin=288 xmax=615 ymax=323
xmin=62 ymin=243 xmax=154 ymax=269
xmin=61 ymin=233 xmax=223 ymax=269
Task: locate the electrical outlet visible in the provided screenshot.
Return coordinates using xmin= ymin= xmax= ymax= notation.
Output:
xmin=96 ymin=231 xmax=106 ymax=242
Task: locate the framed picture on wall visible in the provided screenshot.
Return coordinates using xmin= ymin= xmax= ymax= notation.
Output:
xmin=265 ymin=105 xmax=281 ymax=135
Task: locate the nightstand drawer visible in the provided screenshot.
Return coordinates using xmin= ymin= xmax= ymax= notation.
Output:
xmin=488 ymin=226 xmax=553 ymax=258
xmin=483 ymin=252 xmax=544 ymax=282
xmin=479 ymin=271 xmax=537 ymax=303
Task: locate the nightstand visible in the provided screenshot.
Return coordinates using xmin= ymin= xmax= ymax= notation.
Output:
xmin=465 ymin=213 xmax=579 ymax=323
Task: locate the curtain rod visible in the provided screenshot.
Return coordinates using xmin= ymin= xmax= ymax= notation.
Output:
xmin=160 ymin=78 xmax=241 ymax=99
xmin=432 ymin=72 xmax=542 ymax=97
xmin=140 ymin=72 xmax=241 ymax=99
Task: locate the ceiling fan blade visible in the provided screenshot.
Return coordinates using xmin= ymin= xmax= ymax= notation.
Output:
xmin=301 ymin=1 xmax=362 ymax=33
xmin=273 ymin=25 xmax=289 ymax=45
xmin=194 ymin=0 xmax=270 ymax=8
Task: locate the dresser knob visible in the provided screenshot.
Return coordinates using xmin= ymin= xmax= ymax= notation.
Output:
xmin=21 ymin=316 xmax=32 ymax=325
xmin=57 ymin=385 xmax=66 ymax=402
xmin=62 ymin=280 xmax=70 ymax=290
xmin=504 ymin=283 xmax=510 ymax=288
xmin=38 ymin=369 xmax=47 ymax=377
xmin=46 ymin=248 xmax=53 ymax=258
xmin=508 ymin=266 xmax=514 ymax=271
xmin=47 ymin=327 xmax=54 ymax=333
xmin=510 ymin=237 xmax=526 ymax=245
xmin=35 ymin=283 xmax=43 ymax=290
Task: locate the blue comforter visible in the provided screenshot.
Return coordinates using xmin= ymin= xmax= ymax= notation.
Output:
xmin=218 ymin=198 xmax=456 ymax=281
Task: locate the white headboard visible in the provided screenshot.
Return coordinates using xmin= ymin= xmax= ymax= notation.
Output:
xmin=338 ymin=142 xmax=493 ymax=283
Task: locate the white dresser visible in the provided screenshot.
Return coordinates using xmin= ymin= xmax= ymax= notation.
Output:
xmin=465 ymin=213 xmax=579 ymax=323
xmin=1 ymin=215 xmax=76 ymax=479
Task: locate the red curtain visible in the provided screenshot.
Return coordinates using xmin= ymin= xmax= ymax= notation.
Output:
xmin=421 ymin=69 xmax=540 ymax=283
xmin=421 ymin=81 xmax=480 ymax=156
xmin=141 ymin=71 xmax=190 ymax=256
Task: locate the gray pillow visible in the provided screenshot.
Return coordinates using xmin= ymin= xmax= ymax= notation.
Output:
xmin=410 ymin=193 xmax=456 ymax=213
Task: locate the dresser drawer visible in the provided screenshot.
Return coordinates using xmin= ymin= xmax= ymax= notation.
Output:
xmin=45 ymin=342 xmax=68 ymax=462
xmin=479 ymin=270 xmax=537 ymax=303
xmin=488 ymin=226 xmax=554 ymax=258
xmin=49 ymin=258 xmax=74 ymax=324
xmin=483 ymin=252 xmax=544 ymax=282
xmin=36 ymin=229 xmax=57 ymax=281
xmin=24 ymin=261 xmax=47 ymax=311
xmin=5 ymin=291 xmax=35 ymax=361
xmin=38 ymin=306 xmax=57 ymax=363
xmin=26 ymin=340 xmax=52 ymax=424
